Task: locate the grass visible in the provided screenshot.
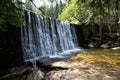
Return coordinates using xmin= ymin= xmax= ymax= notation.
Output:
xmin=70 ymin=49 xmax=120 ymax=71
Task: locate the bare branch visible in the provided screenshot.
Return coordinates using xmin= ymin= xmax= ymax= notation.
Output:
xmin=30 ymin=0 xmax=44 ymax=14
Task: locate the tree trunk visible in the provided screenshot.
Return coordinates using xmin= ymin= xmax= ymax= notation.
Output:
xmin=108 ymin=26 xmax=112 ymax=34
xmin=99 ymin=19 xmax=102 ymax=39
xmin=115 ymin=0 xmax=120 ymax=35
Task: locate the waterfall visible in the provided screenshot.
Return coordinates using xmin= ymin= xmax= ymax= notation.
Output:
xmin=21 ymin=10 xmax=82 ymax=63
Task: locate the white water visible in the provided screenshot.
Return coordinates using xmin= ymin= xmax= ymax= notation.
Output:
xmin=21 ymin=10 xmax=82 ymax=63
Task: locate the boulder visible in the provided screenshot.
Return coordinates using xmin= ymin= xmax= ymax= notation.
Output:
xmin=0 ymin=67 xmax=44 ymax=80
xmin=46 ymin=61 xmax=117 ymax=80
xmin=101 ymin=44 xmax=109 ymax=48
xmin=22 ymin=70 xmax=44 ymax=80
xmin=45 ymin=69 xmax=115 ymax=80
xmin=88 ymin=42 xmax=95 ymax=48
xmin=0 ymin=61 xmax=119 ymax=80
xmin=111 ymin=47 xmax=120 ymax=50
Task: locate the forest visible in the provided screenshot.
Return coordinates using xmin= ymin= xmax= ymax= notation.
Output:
xmin=0 ymin=0 xmax=120 ymax=80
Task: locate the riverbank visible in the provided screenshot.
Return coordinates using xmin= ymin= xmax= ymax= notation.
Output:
xmin=0 ymin=49 xmax=120 ymax=80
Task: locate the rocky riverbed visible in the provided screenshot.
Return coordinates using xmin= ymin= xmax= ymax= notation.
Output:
xmin=0 ymin=60 xmax=119 ymax=80
xmin=0 ymin=49 xmax=120 ymax=80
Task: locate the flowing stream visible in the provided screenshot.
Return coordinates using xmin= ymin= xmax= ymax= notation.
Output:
xmin=21 ymin=10 xmax=82 ymax=67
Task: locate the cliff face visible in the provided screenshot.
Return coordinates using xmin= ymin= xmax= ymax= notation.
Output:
xmin=0 ymin=25 xmax=23 ymax=77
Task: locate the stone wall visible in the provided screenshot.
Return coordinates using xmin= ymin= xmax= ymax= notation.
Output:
xmin=0 ymin=25 xmax=23 ymax=77
xmin=0 ymin=10 xmax=84 ymax=77
xmin=72 ymin=24 xmax=84 ymax=47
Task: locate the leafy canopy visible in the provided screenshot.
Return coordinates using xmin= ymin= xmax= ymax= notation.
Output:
xmin=0 ymin=0 xmax=24 ymax=31
xmin=59 ymin=0 xmax=120 ymax=25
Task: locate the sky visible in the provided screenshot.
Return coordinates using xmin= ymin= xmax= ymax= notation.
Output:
xmin=21 ymin=0 xmax=65 ymax=7
xmin=34 ymin=0 xmax=66 ymax=7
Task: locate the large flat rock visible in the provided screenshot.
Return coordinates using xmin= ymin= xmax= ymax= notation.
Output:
xmin=46 ymin=61 xmax=119 ymax=80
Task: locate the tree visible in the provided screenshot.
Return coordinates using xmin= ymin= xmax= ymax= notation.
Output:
xmin=59 ymin=0 xmax=120 ymax=36
xmin=59 ymin=0 xmax=91 ymax=24
xmin=0 ymin=0 xmax=24 ymax=31
xmin=38 ymin=0 xmax=65 ymax=18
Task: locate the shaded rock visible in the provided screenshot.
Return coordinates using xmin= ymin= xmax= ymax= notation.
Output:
xmin=0 ymin=26 xmax=23 ymax=77
xmin=88 ymin=42 xmax=95 ymax=48
xmin=22 ymin=70 xmax=44 ymax=80
xmin=0 ymin=74 xmax=21 ymax=80
xmin=0 ymin=67 xmax=44 ymax=80
xmin=10 ymin=67 xmax=29 ymax=74
xmin=101 ymin=44 xmax=109 ymax=48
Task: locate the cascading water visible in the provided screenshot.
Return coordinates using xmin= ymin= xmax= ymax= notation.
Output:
xmin=21 ymin=10 xmax=82 ymax=64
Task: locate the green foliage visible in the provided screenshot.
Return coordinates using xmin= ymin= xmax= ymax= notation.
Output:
xmin=59 ymin=0 xmax=120 ymax=26
xmin=0 ymin=0 xmax=25 ymax=31
xmin=39 ymin=0 xmax=65 ymax=19
xmin=59 ymin=0 xmax=80 ymax=24
xmin=59 ymin=0 xmax=94 ymax=24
